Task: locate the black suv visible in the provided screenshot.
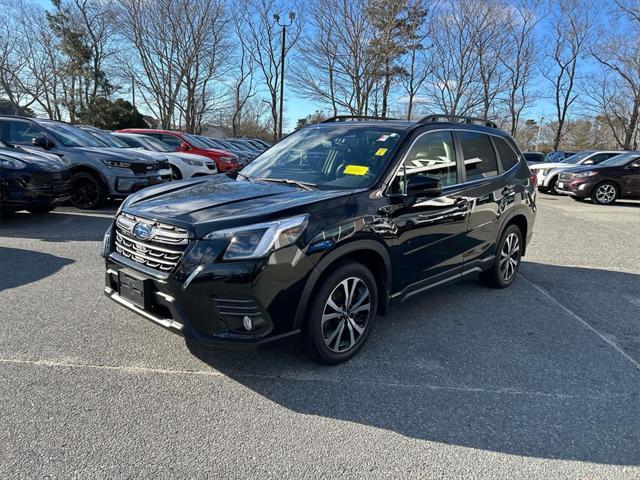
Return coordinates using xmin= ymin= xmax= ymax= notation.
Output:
xmin=103 ymin=115 xmax=537 ymax=364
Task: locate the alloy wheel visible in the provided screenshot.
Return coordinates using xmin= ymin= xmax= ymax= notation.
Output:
xmin=71 ymin=177 xmax=99 ymax=209
xmin=595 ymin=184 xmax=616 ymax=204
xmin=322 ymin=277 xmax=371 ymax=353
xmin=499 ymin=232 xmax=520 ymax=282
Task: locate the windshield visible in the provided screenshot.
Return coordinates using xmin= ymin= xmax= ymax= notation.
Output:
xmin=136 ymin=135 xmax=173 ymax=153
xmin=599 ymin=152 xmax=639 ymax=167
xmin=41 ymin=122 xmax=106 ymax=148
xmin=84 ymin=128 xmax=130 ymax=148
xmin=241 ymin=125 xmax=405 ymax=189
xmin=183 ymin=134 xmax=211 ymax=149
xmin=562 ymin=151 xmax=593 ymax=164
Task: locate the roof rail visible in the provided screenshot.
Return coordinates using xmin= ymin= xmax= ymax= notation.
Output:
xmin=418 ymin=114 xmax=498 ymax=129
xmin=321 ymin=115 xmax=399 ymax=123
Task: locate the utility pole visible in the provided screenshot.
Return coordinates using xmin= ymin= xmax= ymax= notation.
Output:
xmin=274 ymin=11 xmax=296 ymax=140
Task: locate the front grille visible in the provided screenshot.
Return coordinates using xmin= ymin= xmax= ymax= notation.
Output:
xmin=29 ymin=172 xmax=53 ymax=187
xmin=130 ymin=163 xmax=154 ymax=174
xmin=28 ymin=170 xmax=72 ymax=190
xmin=114 ymin=213 xmax=190 ymax=273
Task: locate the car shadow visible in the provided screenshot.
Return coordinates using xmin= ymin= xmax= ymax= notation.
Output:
xmin=0 ymin=208 xmax=115 ymax=242
xmin=186 ymin=263 xmax=640 ymax=466
xmin=0 ymin=247 xmax=75 ymax=291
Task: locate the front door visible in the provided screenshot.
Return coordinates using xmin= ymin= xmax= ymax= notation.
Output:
xmin=385 ymin=129 xmax=470 ymax=294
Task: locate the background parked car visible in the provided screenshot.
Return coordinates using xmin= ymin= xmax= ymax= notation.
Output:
xmin=0 ymin=116 xmax=168 ymax=209
xmin=523 ymin=152 xmax=547 ymax=164
xmin=114 ymin=133 xmax=217 ymax=179
xmin=79 ymin=126 xmax=171 ymax=182
xmin=555 ymin=152 xmax=640 ymax=205
xmin=546 ymin=151 xmax=577 ymax=162
xmin=529 ymin=150 xmax=623 ymax=194
xmin=197 ymin=137 xmax=255 ymax=164
xmin=118 ymin=129 xmax=241 ymax=172
xmin=0 ymin=140 xmax=71 ymax=214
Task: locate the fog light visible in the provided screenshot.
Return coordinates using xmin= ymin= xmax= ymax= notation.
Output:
xmin=578 ymin=183 xmax=586 ymax=190
xmin=242 ymin=316 xmax=253 ymax=331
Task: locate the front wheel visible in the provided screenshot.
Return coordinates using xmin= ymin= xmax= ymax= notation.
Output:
xmin=27 ymin=205 xmax=56 ymax=214
xmin=304 ymin=262 xmax=378 ymax=365
xmin=547 ymin=176 xmax=559 ymax=195
xmin=481 ymin=224 xmax=523 ymax=288
xmin=70 ymin=172 xmax=105 ymax=209
xmin=591 ymin=181 xmax=618 ymax=205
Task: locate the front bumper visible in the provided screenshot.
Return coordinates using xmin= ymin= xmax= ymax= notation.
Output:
xmin=103 ymin=240 xmax=313 ymax=349
xmin=108 ymin=173 xmax=168 ymax=196
xmin=555 ymin=178 xmax=592 ymax=198
xmin=1 ymin=172 xmax=71 ymax=210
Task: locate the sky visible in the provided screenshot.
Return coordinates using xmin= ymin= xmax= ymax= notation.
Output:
xmin=31 ymin=0 xmax=618 ymax=131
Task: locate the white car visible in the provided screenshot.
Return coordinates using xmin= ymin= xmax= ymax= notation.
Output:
xmin=529 ymin=150 xmax=623 ymax=193
xmin=114 ymin=133 xmax=217 ymax=179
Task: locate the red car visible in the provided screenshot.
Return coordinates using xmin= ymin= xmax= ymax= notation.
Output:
xmin=117 ymin=129 xmax=241 ymax=172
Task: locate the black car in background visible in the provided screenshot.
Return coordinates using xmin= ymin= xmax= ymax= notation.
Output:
xmin=556 ymin=152 xmax=640 ymax=204
xmin=103 ymin=114 xmax=537 ymax=364
xmin=0 ymin=141 xmax=71 ymax=214
xmin=523 ymin=152 xmax=546 ymax=164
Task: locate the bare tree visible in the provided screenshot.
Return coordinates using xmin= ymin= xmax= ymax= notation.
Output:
xmin=229 ymin=18 xmax=258 ymax=137
xmin=500 ymin=0 xmax=543 ymax=136
xmin=238 ymin=0 xmax=303 ymax=141
xmin=584 ymin=0 xmax=640 ymax=149
xmin=543 ymin=0 xmax=592 ymax=150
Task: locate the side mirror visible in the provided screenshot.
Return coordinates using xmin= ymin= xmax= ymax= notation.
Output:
xmin=180 ymin=142 xmax=191 ymax=151
xmin=32 ymin=136 xmax=52 ymax=149
xmin=407 ymin=175 xmax=442 ymax=197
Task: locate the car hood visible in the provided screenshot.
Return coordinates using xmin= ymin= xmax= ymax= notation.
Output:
xmin=166 ymin=152 xmax=212 ymax=163
xmin=129 ymin=149 xmax=167 ymax=162
xmin=122 ymin=175 xmax=353 ymax=237
xmin=0 ymin=147 xmax=67 ymax=171
xmin=83 ymin=147 xmax=155 ymax=163
xmin=528 ymin=162 xmax=566 ymax=171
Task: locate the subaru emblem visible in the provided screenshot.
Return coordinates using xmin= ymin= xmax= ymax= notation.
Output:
xmin=132 ymin=223 xmax=153 ymax=240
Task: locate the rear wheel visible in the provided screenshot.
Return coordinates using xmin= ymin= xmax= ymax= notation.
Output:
xmin=481 ymin=224 xmax=523 ymax=288
xmin=304 ymin=262 xmax=378 ymax=365
xmin=591 ymin=181 xmax=618 ymax=205
xmin=70 ymin=172 xmax=105 ymax=210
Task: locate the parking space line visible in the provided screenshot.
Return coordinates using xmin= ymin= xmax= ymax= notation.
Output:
xmin=520 ymin=274 xmax=640 ymax=372
xmin=0 ymin=357 xmax=634 ymax=400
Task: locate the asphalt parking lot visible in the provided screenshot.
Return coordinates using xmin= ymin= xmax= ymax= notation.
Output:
xmin=1 ymin=194 xmax=639 ymax=479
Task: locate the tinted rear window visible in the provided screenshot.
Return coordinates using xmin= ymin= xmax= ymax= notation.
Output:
xmin=495 ymin=138 xmax=520 ymax=170
xmin=458 ymin=131 xmax=499 ymax=181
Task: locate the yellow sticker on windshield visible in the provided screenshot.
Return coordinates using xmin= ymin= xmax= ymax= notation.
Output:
xmin=344 ymin=165 xmax=369 ymax=176
xmin=375 ymin=148 xmax=388 ymax=156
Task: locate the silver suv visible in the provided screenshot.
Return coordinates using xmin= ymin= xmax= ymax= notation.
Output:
xmin=0 ymin=116 xmax=170 ymax=209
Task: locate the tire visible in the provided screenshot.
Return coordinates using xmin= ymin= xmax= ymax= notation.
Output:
xmin=171 ymin=166 xmax=182 ymax=181
xmin=591 ymin=181 xmax=618 ymax=205
xmin=481 ymin=224 xmax=523 ymax=288
xmin=27 ymin=205 xmax=56 ymax=214
xmin=304 ymin=261 xmax=378 ymax=365
xmin=70 ymin=172 xmax=105 ymax=210
xmin=547 ymin=176 xmax=559 ymax=195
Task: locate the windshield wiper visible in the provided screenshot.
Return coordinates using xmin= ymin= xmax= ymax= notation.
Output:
xmin=236 ymin=171 xmax=254 ymax=182
xmin=257 ymin=177 xmax=317 ymax=191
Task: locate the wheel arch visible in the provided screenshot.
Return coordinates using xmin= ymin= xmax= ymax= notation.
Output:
xmin=293 ymin=240 xmax=392 ymax=330
xmin=499 ymin=212 xmax=529 ymax=256
xmin=70 ymin=164 xmax=109 ymax=188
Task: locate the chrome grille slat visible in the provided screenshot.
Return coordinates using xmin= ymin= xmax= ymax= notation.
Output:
xmin=114 ymin=213 xmax=190 ymax=273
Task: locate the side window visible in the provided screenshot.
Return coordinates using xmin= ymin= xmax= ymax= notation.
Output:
xmin=8 ymin=121 xmax=44 ymax=146
xmin=402 ymin=130 xmax=458 ymax=188
xmin=119 ymin=136 xmax=138 ymax=148
xmin=494 ymin=137 xmax=519 ymax=171
xmin=160 ymin=134 xmax=181 ymax=149
xmin=458 ymin=131 xmax=499 ymax=181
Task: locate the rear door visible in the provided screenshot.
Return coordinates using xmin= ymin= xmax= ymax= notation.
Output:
xmin=621 ymin=156 xmax=640 ymax=197
xmin=452 ymin=130 xmax=511 ymax=271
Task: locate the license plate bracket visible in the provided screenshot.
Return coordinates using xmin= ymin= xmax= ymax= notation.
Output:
xmin=118 ymin=269 xmax=149 ymax=309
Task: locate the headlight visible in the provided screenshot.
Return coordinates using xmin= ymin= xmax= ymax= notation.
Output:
xmin=574 ymin=171 xmax=598 ymax=178
xmin=102 ymin=159 xmax=132 ymax=168
xmin=181 ymin=158 xmax=203 ymax=166
xmin=220 ymin=156 xmax=237 ymax=164
xmin=100 ymin=224 xmax=113 ymax=258
xmin=204 ymin=215 xmax=309 ymax=260
xmin=0 ymin=158 xmax=26 ymax=169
